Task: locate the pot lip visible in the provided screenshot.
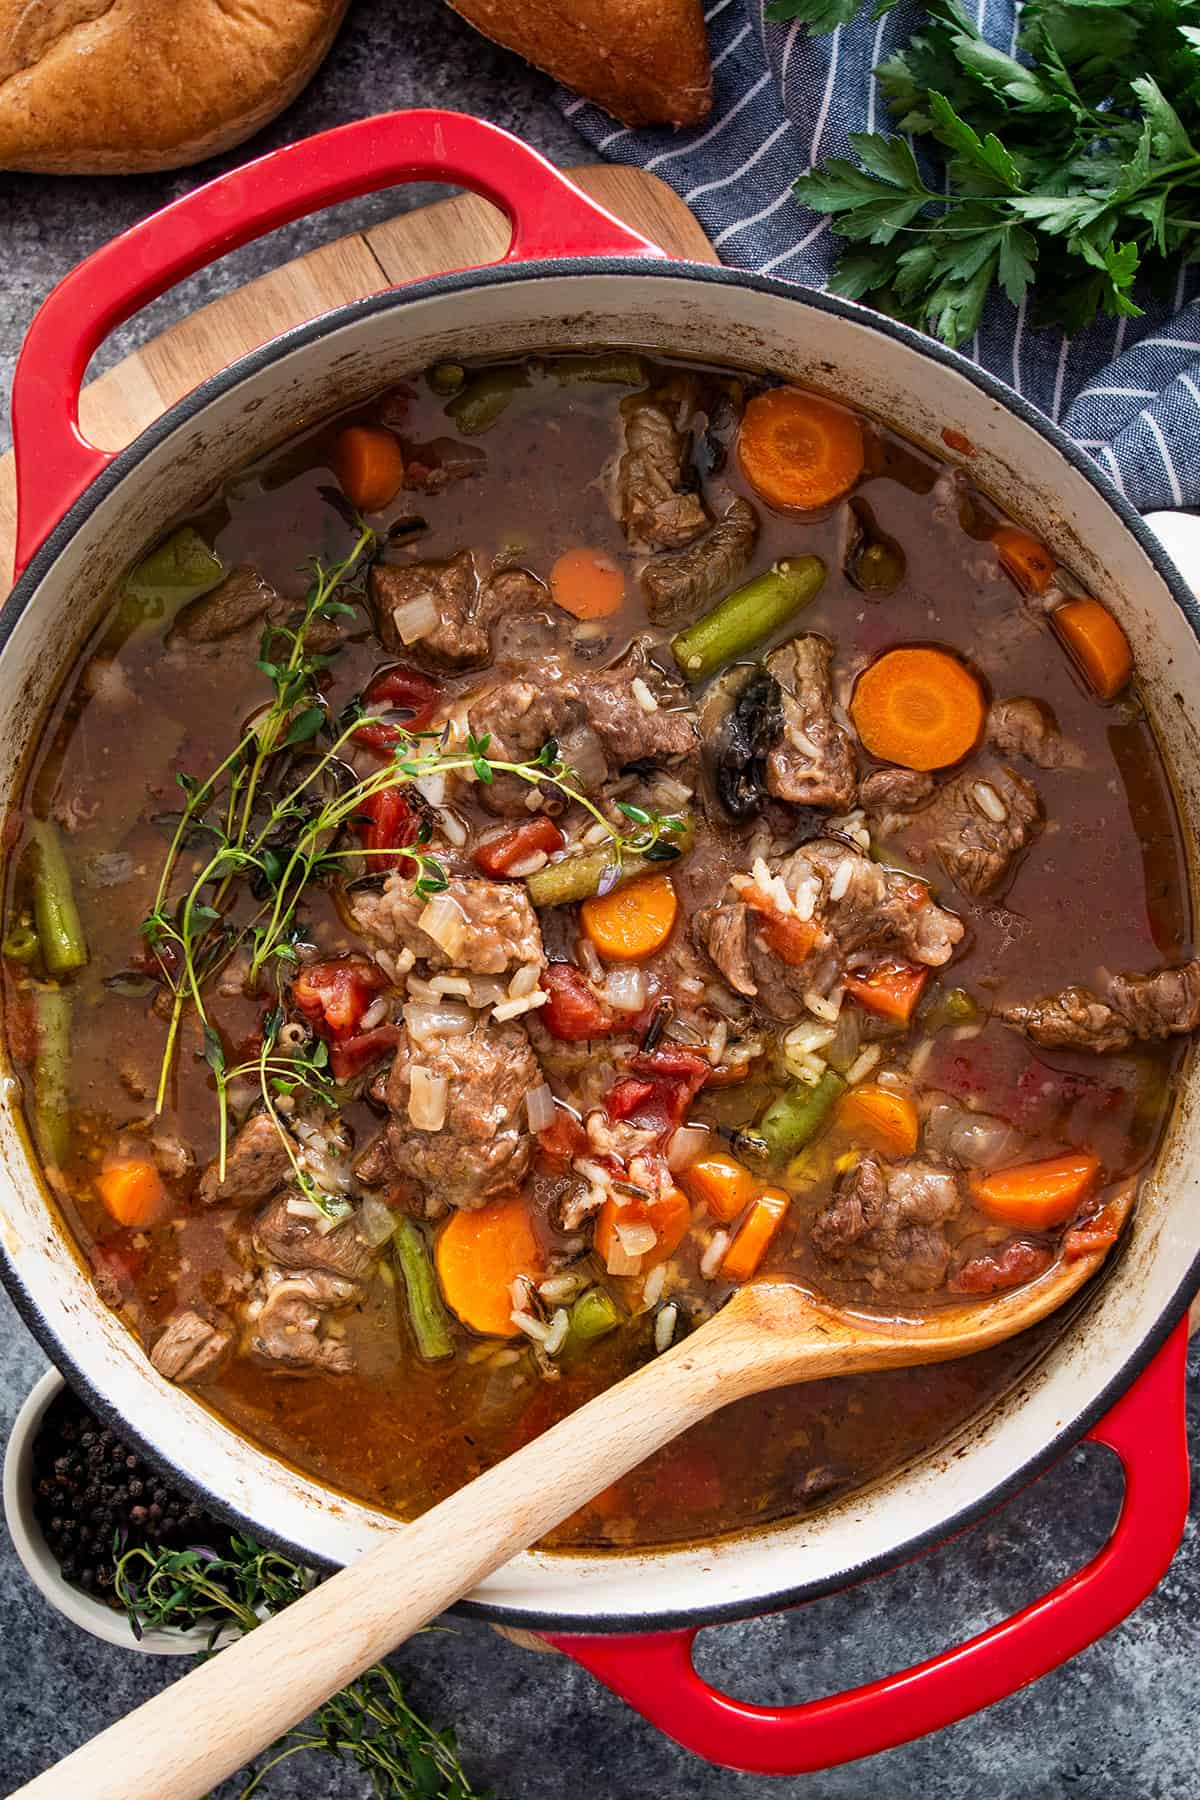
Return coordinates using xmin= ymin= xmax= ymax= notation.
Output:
xmin=3 ymin=255 xmax=1199 ymax=1636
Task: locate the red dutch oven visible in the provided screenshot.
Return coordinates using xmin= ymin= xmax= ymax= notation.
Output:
xmin=1 ymin=110 xmax=1196 ymax=1776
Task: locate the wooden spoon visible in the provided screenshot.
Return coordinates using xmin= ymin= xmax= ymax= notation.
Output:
xmin=14 ymin=1194 xmax=1128 ymax=1800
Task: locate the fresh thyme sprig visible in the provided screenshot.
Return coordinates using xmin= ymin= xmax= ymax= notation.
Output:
xmin=115 ymin=1536 xmax=490 ymax=1800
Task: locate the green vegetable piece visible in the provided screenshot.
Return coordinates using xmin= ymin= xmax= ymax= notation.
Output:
xmin=394 ymin=1218 xmax=455 ymax=1362
xmin=445 ymin=366 xmax=529 ymax=436
xmin=525 ymin=817 xmax=695 ymax=908
xmin=571 ymin=1287 xmax=621 ymax=1342
xmin=122 ymin=527 xmax=223 ymax=624
xmin=29 ymin=819 xmax=87 ymax=978
xmin=426 ymin=360 xmax=466 ymax=396
xmin=845 ymin=501 xmax=906 ymax=595
xmin=759 ymin=1070 xmax=845 ymax=1160
xmin=32 ymin=983 xmax=71 ymax=1167
xmin=671 ymin=557 xmax=826 ymax=681
xmin=927 ymin=986 xmax=981 ymax=1031
xmin=2 ymin=917 xmax=38 ymax=964
xmin=551 ymin=353 xmax=648 ymax=387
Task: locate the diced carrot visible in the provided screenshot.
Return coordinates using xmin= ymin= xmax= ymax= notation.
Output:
xmin=435 ymin=1193 xmax=544 ymax=1338
xmin=333 ymin=425 xmax=405 ymax=513
xmin=969 ymin=1151 xmax=1100 ymax=1230
xmin=737 ymin=388 xmax=864 ymax=512
xmin=550 ymin=547 xmax=626 ymax=619
xmin=992 ymin=525 xmax=1055 ymax=596
xmin=835 ymin=1085 xmax=919 ymax=1158
xmin=679 ymin=1149 xmax=757 ymax=1223
xmin=1052 ymin=597 xmax=1132 ymax=701
xmin=743 ymin=886 xmax=819 ymax=967
xmin=845 ymin=958 xmax=928 ymax=1026
xmin=721 ymin=1186 xmax=790 ymax=1282
xmin=851 ymin=646 xmax=985 ymax=771
xmin=95 ymin=1156 xmax=167 ymax=1229
xmin=581 ymin=872 xmax=678 ymax=962
xmin=595 ymin=1182 xmax=690 ymax=1274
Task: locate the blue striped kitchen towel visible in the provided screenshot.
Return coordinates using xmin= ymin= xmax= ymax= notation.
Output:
xmin=558 ymin=0 xmax=1200 ymax=511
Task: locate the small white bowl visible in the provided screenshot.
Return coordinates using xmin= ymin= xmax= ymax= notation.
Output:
xmin=3 ymin=1368 xmax=207 ymax=1654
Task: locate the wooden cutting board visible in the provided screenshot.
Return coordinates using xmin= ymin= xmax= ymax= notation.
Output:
xmin=0 ymin=165 xmax=716 ymax=597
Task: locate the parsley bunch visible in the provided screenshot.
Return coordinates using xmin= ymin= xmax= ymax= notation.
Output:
xmin=775 ymin=0 xmax=1200 ymax=343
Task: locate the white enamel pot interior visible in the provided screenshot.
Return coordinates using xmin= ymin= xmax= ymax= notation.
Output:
xmin=2 ymin=263 xmax=1199 ymax=1634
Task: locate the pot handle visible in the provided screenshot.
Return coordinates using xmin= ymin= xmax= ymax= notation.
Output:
xmin=10 ymin=108 xmax=662 ymax=580
xmin=546 ymin=1316 xmax=1190 ymax=1775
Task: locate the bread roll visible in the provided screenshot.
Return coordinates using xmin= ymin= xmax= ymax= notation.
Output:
xmin=0 ymin=0 xmax=349 ymax=174
xmin=446 ymin=0 xmax=712 ymax=127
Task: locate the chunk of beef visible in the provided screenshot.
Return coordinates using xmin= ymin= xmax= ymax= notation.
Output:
xmin=691 ymin=902 xmax=814 ymax=1023
xmin=798 ymin=840 xmax=964 ymax=967
xmin=915 ymin=764 xmax=1042 ymax=898
xmin=370 ymin=550 xmax=487 ymax=667
xmin=353 ymin=1131 xmax=397 ymax=1188
xmin=987 ymin=697 xmax=1075 ymax=768
xmin=616 ymin=395 xmax=709 ymax=551
xmin=149 ymin=1129 xmax=195 ymax=1185
xmin=245 ymin=1269 xmax=358 ymax=1376
xmin=478 ymin=565 xmax=549 ymax=628
xmin=812 ymin=1155 xmax=961 ymax=1293
xmin=385 ymin=1016 xmax=538 ymax=1211
xmin=1003 ymin=959 xmax=1200 ymax=1053
xmin=252 ymin=1196 xmax=378 ymax=1282
xmin=199 ymin=1111 xmax=291 ymax=1207
xmin=466 ymin=654 xmax=695 ymax=814
xmin=859 ymin=766 xmax=935 ymax=816
xmin=150 ymin=1310 xmax=232 ymax=1384
xmin=168 ymin=566 xmax=277 ymax=644
xmin=350 ymin=872 xmax=544 ymax=975
xmin=641 ymin=498 xmax=758 ymax=623
xmin=764 ymin=635 xmax=857 ymax=811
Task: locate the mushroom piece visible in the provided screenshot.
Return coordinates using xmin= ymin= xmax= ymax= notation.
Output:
xmin=843 ymin=499 xmax=906 ymax=596
xmin=708 ymin=669 xmax=786 ymax=820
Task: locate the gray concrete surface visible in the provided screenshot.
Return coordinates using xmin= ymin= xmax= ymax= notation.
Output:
xmin=1 ymin=1 xmax=1198 ymax=1793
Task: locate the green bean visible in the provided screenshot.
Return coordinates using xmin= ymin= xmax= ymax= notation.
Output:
xmin=570 ymin=1287 xmax=621 ymax=1343
xmin=2 ymin=916 xmax=38 ymax=964
xmin=551 ymin=353 xmax=647 ymax=387
xmin=29 ymin=820 xmax=87 ymax=978
xmin=671 ymin=556 xmax=826 ymax=682
xmin=758 ymin=1070 xmax=845 ymax=1161
xmin=120 ymin=527 xmax=223 ymax=628
xmin=525 ymin=817 xmax=695 ymax=909
xmin=393 ymin=1218 xmax=454 ymax=1362
xmin=426 ymin=361 xmax=466 ymax=396
xmin=445 ymin=366 xmax=529 ymax=436
xmin=32 ymin=983 xmax=71 ymax=1168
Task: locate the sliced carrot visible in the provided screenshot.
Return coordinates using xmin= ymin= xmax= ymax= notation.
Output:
xmin=738 ymin=388 xmax=864 ymax=512
xmin=1052 ymin=598 xmax=1132 ymax=701
xmin=333 ymin=425 xmax=405 ymax=513
xmin=835 ymin=1085 xmax=919 ymax=1158
xmin=551 ymin=547 xmax=626 ymax=619
xmin=679 ymin=1149 xmax=757 ymax=1223
xmin=581 ymin=872 xmax=678 ymax=962
xmin=992 ymin=525 xmax=1055 ymax=596
xmin=95 ymin=1157 xmax=167 ymax=1229
xmin=970 ymin=1151 xmax=1100 ymax=1231
xmin=721 ymin=1186 xmax=790 ymax=1283
xmin=845 ymin=958 xmax=928 ymax=1026
xmin=595 ymin=1182 xmax=690 ymax=1274
xmin=851 ymin=645 xmax=985 ymax=771
xmin=744 ymin=885 xmax=819 ymax=967
xmin=435 ymin=1193 xmax=544 ymax=1338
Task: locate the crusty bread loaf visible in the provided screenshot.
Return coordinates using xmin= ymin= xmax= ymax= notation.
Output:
xmin=446 ymin=0 xmax=712 ymax=127
xmin=0 ymin=0 xmax=349 ymax=174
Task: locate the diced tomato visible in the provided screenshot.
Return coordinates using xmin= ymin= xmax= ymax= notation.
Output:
xmin=949 ymin=1238 xmax=1052 ymax=1294
xmin=606 ymin=1077 xmax=658 ymax=1122
xmin=354 ymin=667 xmax=440 ymax=750
xmin=293 ymin=956 xmax=387 ymax=1039
xmin=355 ymin=787 xmax=419 ymax=872
xmin=473 ymin=817 xmax=565 ymax=878
xmin=537 ymin=1106 xmax=588 ymax=1168
xmin=607 ymin=1047 xmax=710 ymax=1137
xmin=845 ymin=958 xmax=928 ymax=1025
xmin=540 ymin=962 xmax=619 ymax=1041
xmin=1063 ymin=1202 xmax=1123 ymax=1261
xmin=329 ymin=1024 xmax=402 ymax=1081
xmin=90 ymin=1238 xmax=144 ymax=1305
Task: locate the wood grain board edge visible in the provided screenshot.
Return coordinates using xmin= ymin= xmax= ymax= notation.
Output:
xmin=0 ymin=165 xmax=716 ymax=598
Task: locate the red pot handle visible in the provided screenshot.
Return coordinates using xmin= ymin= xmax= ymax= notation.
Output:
xmin=547 ymin=1317 xmax=1190 ymax=1774
xmin=10 ymin=108 xmax=662 ymax=580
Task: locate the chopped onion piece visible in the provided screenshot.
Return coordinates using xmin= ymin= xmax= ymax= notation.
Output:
xmin=359 ymin=1192 xmax=398 ymax=1247
xmin=418 ymin=893 xmax=469 ymax=960
xmin=616 ymin=1221 xmax=657 ymax=1257
xmin=667 ymin=1125 xmax=709 ymax=1172
xmin=605 ymin=967 xmax=647 ymax=1014
xmin=508 ymin=963 xmax=541 ymax=1000
xmin=605 ymin=1240 xmax=643 ymax=1277
xmin=408 ymin=1065 xmax=449 ymax=1131
xmin=390 ymin=591 xmax=439 ymax=644
xmin=526 ymin=1082 xmax=557 ymax=1134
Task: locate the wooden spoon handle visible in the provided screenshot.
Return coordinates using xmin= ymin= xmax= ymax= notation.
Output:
xmin=13 ymin=1306 xmax=766 ymax=1800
